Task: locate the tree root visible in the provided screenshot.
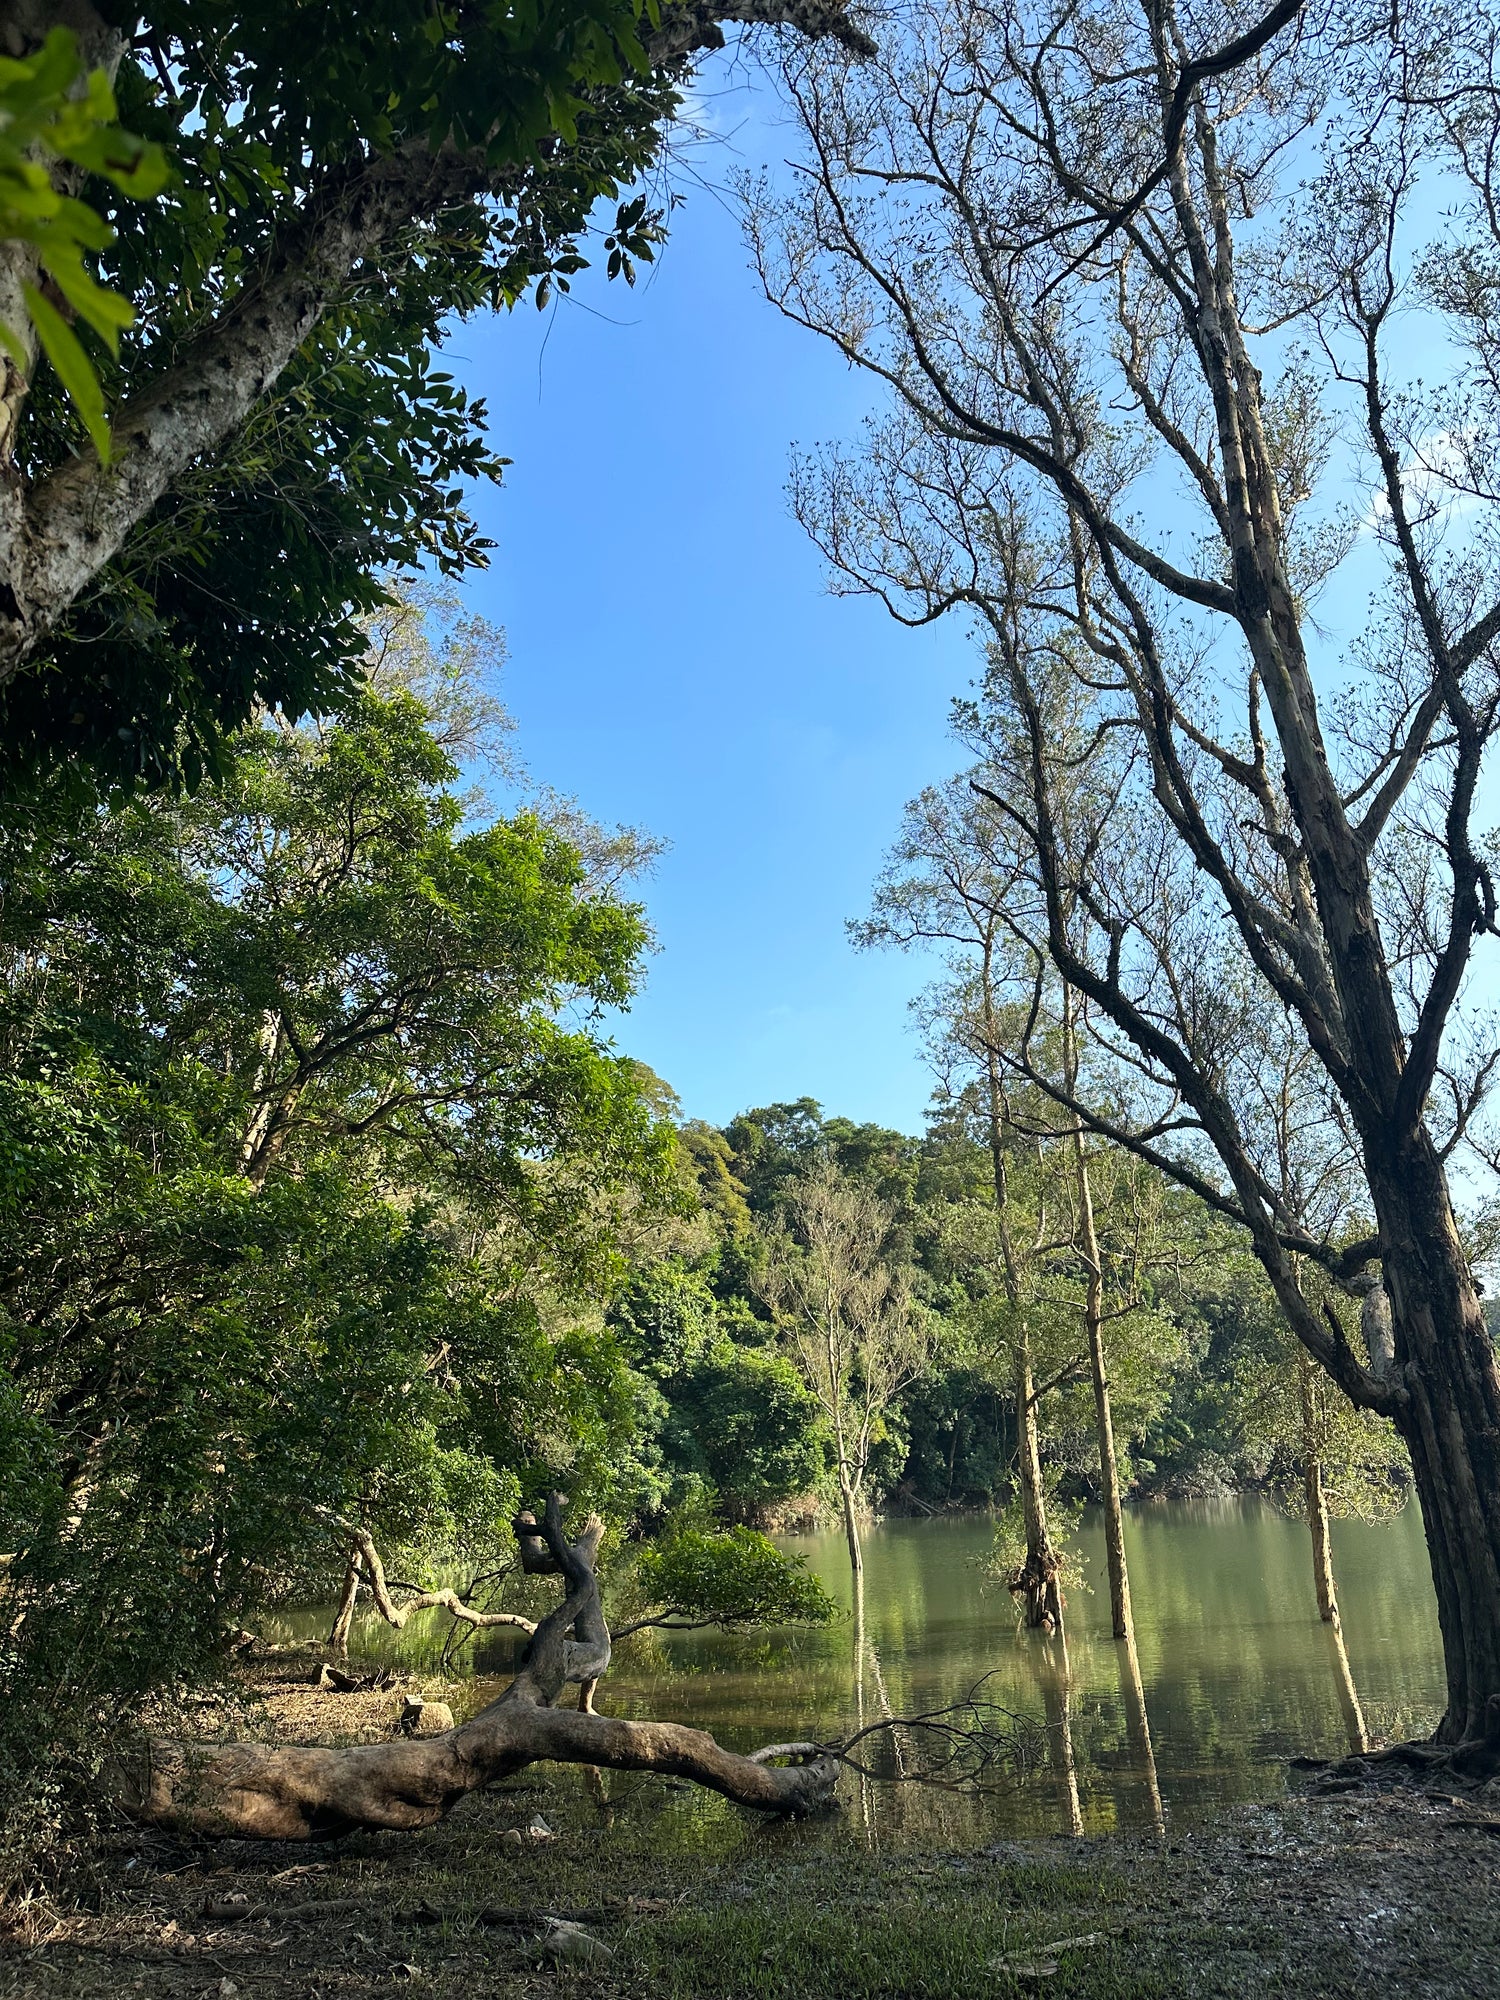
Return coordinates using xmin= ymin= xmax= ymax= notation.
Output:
xmin=1302 ymin=1697 xmax=1500 ymax=1798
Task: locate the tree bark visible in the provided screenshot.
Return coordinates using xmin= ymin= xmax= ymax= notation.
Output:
xmin=123 ymin=1697 xmax=838 ymax=1840
xmin=980 ymin=954 xmax=1062 ymax=1635
xmin=1087 ymin=1302 xmax=1133 ymax=1642
xmin=117 ymin=1496 xmax=838 ymax=1839
xmin=1371 ymin=1145 xmax=1500 ymax=1746
xmin=1012 ymin=1341 xmax=1063 ymax=1634
xmin=329 ymin=1546 xmax=362 ymax=1656
xmin=1063 ymin=987 xmax=1133 ymax=1643
xmin=836 ymin=1451 xmax=864 ymax=1579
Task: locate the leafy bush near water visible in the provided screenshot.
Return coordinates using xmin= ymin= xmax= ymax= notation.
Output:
xmin=633 ymin=1528 xmax=836 ymax=1628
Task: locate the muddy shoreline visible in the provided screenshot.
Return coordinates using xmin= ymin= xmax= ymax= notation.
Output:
xmin=5 ymin=1658 xmax=1498 ymax=1999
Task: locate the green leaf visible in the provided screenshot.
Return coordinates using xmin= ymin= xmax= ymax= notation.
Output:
xmin=23 ymin=283 xmax=110 ymax=462
xmin=39 ymin=246 xmax=135 ymax=345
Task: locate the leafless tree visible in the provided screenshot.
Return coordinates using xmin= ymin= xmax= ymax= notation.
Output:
xmin=760 ymin=1164 xmax=931 ymax=1578
xmin=750 ymin=0 xmax=1500 ymax=1749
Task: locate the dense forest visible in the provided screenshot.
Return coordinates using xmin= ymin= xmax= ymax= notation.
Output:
xmin=4 ymin=7 xmax=1500 ymax=1977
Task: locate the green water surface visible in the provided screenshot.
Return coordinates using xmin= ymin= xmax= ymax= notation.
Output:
xmin=269 ymin=1496 xmax=1445 ymax=1844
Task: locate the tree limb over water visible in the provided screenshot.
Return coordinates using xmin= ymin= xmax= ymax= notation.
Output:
xmin=118 ymin=1497 xmax=1046 ymax=1840
xmin=117 ymin=1495 xmax=842 ymax=1840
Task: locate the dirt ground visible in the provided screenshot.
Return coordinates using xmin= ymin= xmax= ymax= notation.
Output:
xmin=3 ymin=1654 xmax=1498 ymax=2000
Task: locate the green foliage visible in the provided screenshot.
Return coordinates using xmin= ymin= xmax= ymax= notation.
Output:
xmin=722 ymin=1099 xmax=919 ymax=1218
xmin=0 ymin=674 xmax=670 ymax=1254
xmin=612 ymin=1262 xmax=720 ymax=1378
xmin=3 ymin=2 xmax=683 ymax=791
xmin=670 ymin=1343 xmax=830 ymax=1515
xmin=0 ymin=28 xmax=167 ymax=459
xmin=1139 ymin=1252 xmax=1408 ymax=1510
xmin=678 ymin=1122 xmax=756 ymax=1242
xmin=894 ymin=1365 xmax=1014 ymax=1508
xmin=0 ymin=655 xmax=680 ymax=1847
xmin=633 ymin=1526 xmax=836 ymax=1627
xmin=986 ymin=1471 xmax=1084 ymax=1596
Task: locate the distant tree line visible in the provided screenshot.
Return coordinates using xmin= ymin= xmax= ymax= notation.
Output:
xmin=636 ymin=1094 xmax=1408 ymax=1539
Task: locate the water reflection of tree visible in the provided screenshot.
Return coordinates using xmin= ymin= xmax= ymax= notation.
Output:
xmin=1117 ymin=1625 xmax=1165 ymax=1836
xmin=1325 ymin=1621 xmax=1369 ymax=1755
xmin=1038 ymin=1636 xmax=1084 ymax=1836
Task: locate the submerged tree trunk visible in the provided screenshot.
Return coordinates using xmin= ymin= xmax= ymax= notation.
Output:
xmin=117 ymin=1497 xmax=838 ymax=1839
xmin=1012 ymin=1341 xmax=1063 ymax=1634
xmin=1086 ymin=1307 xmax=1133 ymax=1642
xmin=1297 ymin=1353 xmax=1340 ymax=1627
xmin=836 ymin=1448 xmax=864 ymax=1579
xmin=833 ymin=1394 xmax=864 ymax=1579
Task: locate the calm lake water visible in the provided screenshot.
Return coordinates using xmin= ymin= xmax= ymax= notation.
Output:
xmin=268 ymin=1497 xmax=1446 ymax=1845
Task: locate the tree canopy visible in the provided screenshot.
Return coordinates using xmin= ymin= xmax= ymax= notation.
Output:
xmin=0 ymin=0 xmax=871 ymax=791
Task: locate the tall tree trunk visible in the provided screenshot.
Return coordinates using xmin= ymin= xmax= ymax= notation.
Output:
xmin=834 ymin=1413 xmax=864 ymax=1579
xmin=1014 ymin=1340 xmax=1063 ymax=1634
xmin=979 ymin=940 xmax=1064 ymax=1631
xmin=1074 ymin=1157 xmax=1131 ymax=1637
xmin=1297 ymin=1352 xmax=1340 ymax=1627
xmin=1371 ymin=1145 xmax=1500 ymax=1748
xmin=1087 ymin=1308 xmax=1133 ymax=1642
xmin=1062 ymin=983 xmax=1134 ymax=1640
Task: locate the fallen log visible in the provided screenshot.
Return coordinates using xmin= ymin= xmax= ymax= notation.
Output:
xmin=115 ymin=1495 xmax=839 ymax=1841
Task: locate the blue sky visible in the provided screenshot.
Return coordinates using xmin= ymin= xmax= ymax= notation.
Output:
xmin=442 ymin=67 xmax=973 ymax=1135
